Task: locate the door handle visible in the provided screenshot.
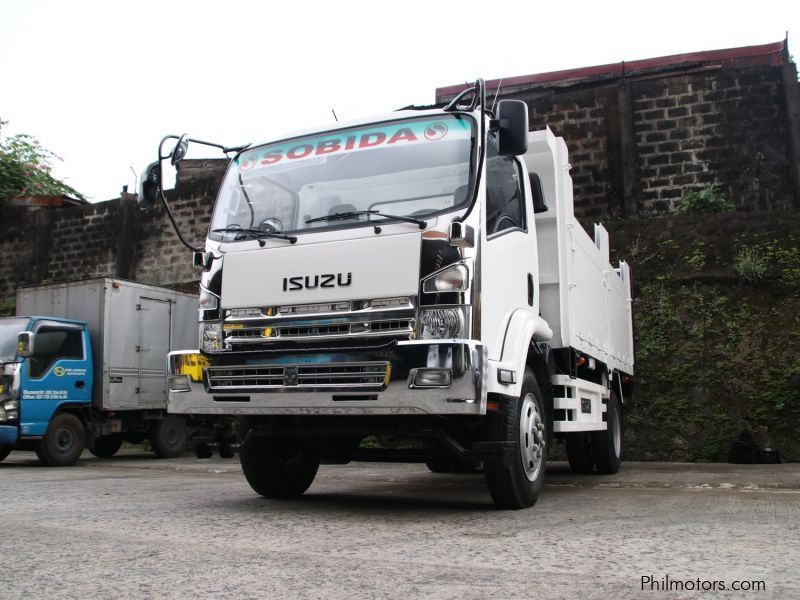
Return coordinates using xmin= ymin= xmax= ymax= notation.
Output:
xmin=527 ymin=273 xmax=534 ymax=306
xmin=75 ymin=380 xmax=85 ymax=389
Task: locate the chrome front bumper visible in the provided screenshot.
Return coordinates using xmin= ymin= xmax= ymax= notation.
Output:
xmin=167 ymin=341 xmax=487 ymax=416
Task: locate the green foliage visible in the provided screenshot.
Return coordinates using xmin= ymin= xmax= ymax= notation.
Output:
xmin=674 ymin=183 xmax=733 ymax=215
xmin=0 ymin=296 xmax=14 ymax=317
xmin=733 ymin=246 xmax=768 ymax=282
xmin=685 ymin=241 xmax=707 ymax=271
xmin=0 ymin=117 xmax=84 ymax=200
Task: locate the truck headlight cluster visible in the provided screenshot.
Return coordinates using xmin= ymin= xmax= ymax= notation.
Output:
xmin=419 ymin=307 xmax=466 ymax=339
xmin=422 ymin=264 xmax=469 ymax=293
xmin=198 ymin=287 xmax=219 ymax=311
xmin=200 ymin=323 xmax=224 ymax=353
xmin=1 ymin=400 xmax=18 ymax=421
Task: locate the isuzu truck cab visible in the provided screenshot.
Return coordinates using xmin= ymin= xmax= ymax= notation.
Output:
xmin=143 ymin=80 xmax=634 ymax=508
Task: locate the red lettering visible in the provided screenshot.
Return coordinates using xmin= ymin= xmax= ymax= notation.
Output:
xmin=387 ymin=128 xmax=417 ymax=144
xmin=260 ymin=150 xmax=283 ymax=165
xmin=359 ymin=132 xmax=386 ymax=148
xmin=345 ymin=135 xmax=356 ymax=150
xmin=240 ymin=157 xmax=255 ymax=171
xmin=316 ymin=139 xmax=341 ymax=155
xmin=287 ymin=144 xmax=314 ymax=159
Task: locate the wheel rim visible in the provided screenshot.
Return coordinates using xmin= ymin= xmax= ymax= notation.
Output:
xmin=519 ymin=393 xmax=545 ymax=482
xmin=55 ymin=427 xmax=76 ymax=454
xmin=163 ymin=425 xmax=180 ymax=448
xmin=612 ymin=407 xmax=621 ymax=458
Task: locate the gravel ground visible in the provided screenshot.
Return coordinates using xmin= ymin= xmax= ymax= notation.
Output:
xmin=1 ymin=452 xmax=798 ymax=599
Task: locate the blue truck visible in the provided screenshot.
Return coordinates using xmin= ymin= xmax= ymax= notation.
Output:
xmin=0 ymin=278 xmax=197 ymax=466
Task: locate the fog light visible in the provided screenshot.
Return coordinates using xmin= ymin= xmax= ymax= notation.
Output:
xmin=410 ymin=368 xmax=452 ymax=388
xmin=169 ymin=375 xmax=191 ymax=392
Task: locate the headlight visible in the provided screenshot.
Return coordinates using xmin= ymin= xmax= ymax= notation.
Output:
xmin=3 ymin=400 xmax=18 ymax=421
xmin=198 ymin=287 xmax=219 ymax=311
xmin=200 ymin=323 xmax=224 ymax=353
xmin=419 ymin=307 xmax=466 ymax=339
xmin=422 ymin=264 xmax=469 ymax=294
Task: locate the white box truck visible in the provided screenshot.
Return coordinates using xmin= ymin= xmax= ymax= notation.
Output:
xmin=142 ymin=80 xmax=634 ymax=508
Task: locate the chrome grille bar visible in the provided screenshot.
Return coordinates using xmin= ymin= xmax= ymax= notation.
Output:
xmin=206 ymin=362 xmax=389 ymax=390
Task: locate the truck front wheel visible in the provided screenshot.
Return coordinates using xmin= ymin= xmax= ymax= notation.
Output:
xmin=239 ymin=419 xmax=320 ymax=499
xmin=0 ymin=445 xmax=12 ymax=463
xmin=36 ymin=412 xmax=85 ymax=466
xmin=484 ymin=368 xmax=547 ymax=509
xmin=150 ymin=415 xmax=188 ymax=458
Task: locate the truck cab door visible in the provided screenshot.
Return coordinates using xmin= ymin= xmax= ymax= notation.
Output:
xmin=19 ymin=321 xmax=92 ymax=437
xmin=481 ymin=144 xmax=539 ymax=361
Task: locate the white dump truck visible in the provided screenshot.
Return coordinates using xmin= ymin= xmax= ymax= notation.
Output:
xmin=141 ymin=80 xmax=634 ymax=508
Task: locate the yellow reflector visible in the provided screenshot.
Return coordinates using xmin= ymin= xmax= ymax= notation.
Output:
xmin=223 ymin=323 xmax=245 ymax=330
xmin=383 ymin=363 xmax=392 ymax=386
xmin=263 ymin=327 xmax=273 ymax=337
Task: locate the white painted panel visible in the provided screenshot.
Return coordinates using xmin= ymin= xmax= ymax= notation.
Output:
xmin=221 ymin=232 xmax=421 ymax=307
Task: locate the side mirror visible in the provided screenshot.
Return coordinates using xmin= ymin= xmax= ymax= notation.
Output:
xmin=495 ymin=99 xmax=529 ymax=156
xmin=137 ymin=161 xmax=161 ymax=211
xmin=171 ymin=134 xmax=189 ymax=165
xmin=17 ymin=331 xmax=33 ymax=358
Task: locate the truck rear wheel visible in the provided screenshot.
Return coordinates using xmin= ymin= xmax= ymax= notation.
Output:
xmin=150 ymin=415 xmax=188 ymax=458
xmin=0 ymin=445 xmax=12 ymax=463
xmin=36 ymin=412 xmax=85 ymax=466
xmin=565 ymin=433 xmax=595 ymax=474
xmin=484 ymin=368 xmax=547 ymax=509
xmin=89 ymin=434 xmax=123 ymax=458
xmin=592 ymin=392 xmax=623 ymax=474
xmin=239 ymin=418 xmax=320 ymax=499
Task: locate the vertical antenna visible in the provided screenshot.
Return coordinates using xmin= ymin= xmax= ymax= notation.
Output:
xmin=490 ymin=76 xmax=505 ymax=112
xmin=331 ymin=108 xmax=338 ymax=122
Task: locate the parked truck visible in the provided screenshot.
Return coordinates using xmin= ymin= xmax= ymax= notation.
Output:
xmin=0 ymin=278 xmax=197 ymax=466
xmin=141 ymin=80 xmax=634 ymax=508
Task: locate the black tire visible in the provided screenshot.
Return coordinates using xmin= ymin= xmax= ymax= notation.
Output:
xmin=89 ymin=434 xmax=123 ymax=458
xmin=36 ymin=412 xmax=85 ymax=466
xmin=0 ymin=445 xmax=12 ymax=463
xmin=150 ymin=415 xmax=188 ymax=458
xmin=592 ymin=392 xmax=623 ymax=474
xmin=565 ymin=432 xmax=595 ymax=474
xmin=239 ymin=417 xmax=320 ymax=499
xmin=484 ymin=368 xmax=547 ymax=509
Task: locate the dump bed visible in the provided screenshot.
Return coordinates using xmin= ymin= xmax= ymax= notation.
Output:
xmin=523 ymin=130 xmax=634 ymax=375
xmin=16 ymin=278 xmax=197 ymax=410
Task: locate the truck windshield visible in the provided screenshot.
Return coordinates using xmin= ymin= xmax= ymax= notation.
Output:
xmin=0 ymin=318 xmax=29 ymax=362
xmin=209 ymin=114 xmax=476 ymax=241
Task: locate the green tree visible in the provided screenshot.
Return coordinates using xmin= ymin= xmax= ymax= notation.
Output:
xmin=0 ymin=117 xmax=84 ymax=200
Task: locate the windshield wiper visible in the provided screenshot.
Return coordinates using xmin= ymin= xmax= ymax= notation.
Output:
xmin=305 ymin=210 xmax=427 ymax=229
xmin=212 ymin=227 xmax=297 ymax=244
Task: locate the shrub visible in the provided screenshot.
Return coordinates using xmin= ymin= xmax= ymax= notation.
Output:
xmin=733 ymin=246 xmax=767 ymax=282
xmin=675 ymin=183 xmax=733 ymax=215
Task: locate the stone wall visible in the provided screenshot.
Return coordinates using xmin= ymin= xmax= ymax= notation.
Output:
xmin=438 ymin=48 xmax=800 ymax=220
xmin=0 ymin=159 xmax=225 ymax=304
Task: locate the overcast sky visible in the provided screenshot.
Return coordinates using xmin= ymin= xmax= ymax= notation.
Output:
xmin=1 ymin=0 xmax=797 ymax=202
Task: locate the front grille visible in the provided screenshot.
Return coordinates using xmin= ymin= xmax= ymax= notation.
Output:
xmin=224 ymin=318 xmax=414 ymax=343
xmin=206 ymin=362 xmax=390 ymax=391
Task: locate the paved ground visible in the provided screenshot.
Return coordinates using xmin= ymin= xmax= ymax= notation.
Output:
xmin=1 ymin=451 xmax=798 ymax=599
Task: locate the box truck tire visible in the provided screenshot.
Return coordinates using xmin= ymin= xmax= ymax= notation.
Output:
xmin=239 ymin=418 xmax=320 ymax=499
xmin=565 ymin=432 xmax=595 ymax=474
xmin=89 ymin=434 xmax=123 ymax=458
xmin=592 ymin=392 xmax=623 ymax=474
xmin=36 ymin=412 xmax=85 ymax=466
xmin=150 ymin=415 xmax=188 ymax=458
xmin=484 ymin=369 xmax=546 ymax=509
xmin=0 ymin=445 xmax=11 ymax=463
